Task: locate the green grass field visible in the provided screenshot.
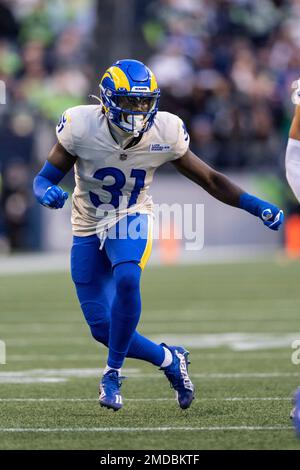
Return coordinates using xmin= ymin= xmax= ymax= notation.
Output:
xmin=1 ymin=259 xmax=300 ymax=449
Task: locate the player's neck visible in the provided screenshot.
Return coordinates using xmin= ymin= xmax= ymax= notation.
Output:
xmin=108 ymin=121 xmax=134 ymax=148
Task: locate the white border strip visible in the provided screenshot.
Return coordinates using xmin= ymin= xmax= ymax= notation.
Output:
xmin=0 ymin=426 xmax=293 ymax=433
xmin=0 ymin=370 xmax=299 ymax=379
xmin=0 ymin=397 xmax=292 ymax=402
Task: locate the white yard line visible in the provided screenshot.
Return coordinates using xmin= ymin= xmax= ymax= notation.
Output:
xmin=8 ymin=355 xmax=106 ymax=361
xmin=6 ymin=352 xmax=291 ymax=362
xmin=193 ymin=372 xmax=300 ymax=378
xmin=4 ymin=331 xmax=300 ymax=352
xmin=0 ymin=369 xmax=299 ymax=384
xmin=0 ymin=426 xmax=293 ymax=433
xmin=129 ymin=372 xmax=300 ymax=379
xmin=2 ymin=319 xmax=300 ymax=329
xmin=0 ymin=378 xmax=67 ymax=384
xmin=0 ymin=397 xmax=292 ymax=402
xmin=0 ymin=368 xmax=140 ymax=377
xmin=5 ymin=338 xmax=91 ymax=345
xmin=0 ymin=253 xmax=70 ymax=275
xmin=0 ymin=248 xmax=275 ymax=276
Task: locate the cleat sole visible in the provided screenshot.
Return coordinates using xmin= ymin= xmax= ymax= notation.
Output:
xmin=99 ymin=401 xmax=122 ymax=411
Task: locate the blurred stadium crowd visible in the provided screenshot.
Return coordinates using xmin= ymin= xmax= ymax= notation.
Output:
xmin=145 ymin=0 xmax=298 ymax=170
xmin=0 ymin=0 xmax=95 ymax=250
xmin=0 ymin=0 xmax=299 ymax=251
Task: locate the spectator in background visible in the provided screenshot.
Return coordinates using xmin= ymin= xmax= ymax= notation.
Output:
xmin=1 ymin=0 xmax=300 ymax=251
xmin=143 ymin=0 xmax=295 ymax=172
xmin=0 ymin=0 xmax=19 ymax=41
xmin=0 ymin=0 xmax=95 ymax=252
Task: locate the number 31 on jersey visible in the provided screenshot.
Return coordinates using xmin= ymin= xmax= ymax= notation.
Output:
xmin=89 ymin=167 xmax=146 ymax=209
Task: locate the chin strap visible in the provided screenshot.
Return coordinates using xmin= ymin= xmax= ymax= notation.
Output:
xmin=89 ymin=94 xmax=143 ymax=137
xmin=88 ymin=94 xmax=103 ymax=105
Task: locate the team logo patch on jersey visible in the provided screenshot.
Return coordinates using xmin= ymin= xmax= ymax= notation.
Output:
xmin=56 ymin=112 xmax=70 ymax=134
xmin=149 ymin=143 xmax=172 ymax=152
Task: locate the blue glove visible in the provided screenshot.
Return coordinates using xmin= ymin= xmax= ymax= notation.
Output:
xmin=41 ymin=185 xmax=68 ymax=209
xmin=260 ymin=207 xmax=284 ymax=230
xmin=239 ymin=193 xmax=284 ymax=231
xmin=33 ymin=161 xmax=68 ymax=210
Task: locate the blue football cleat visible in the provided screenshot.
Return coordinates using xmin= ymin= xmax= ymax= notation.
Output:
xmin=292 ymin=387 xmax=300 ymax=437
xmin=99 ymin=370 xmax=123 ymax=411
xmin=160 ymin=344 xmax=195 ymax=409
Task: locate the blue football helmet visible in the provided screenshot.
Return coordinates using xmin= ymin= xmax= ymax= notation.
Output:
xmin=99 ymin=59 xmax=160 ymax=136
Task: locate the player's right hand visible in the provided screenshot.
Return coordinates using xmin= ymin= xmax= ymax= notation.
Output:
xmin=41 ymin=185 xmax=68 ymax=209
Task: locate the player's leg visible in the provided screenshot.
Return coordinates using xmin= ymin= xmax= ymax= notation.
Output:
xmin=71 ymin=233 xmax=168 ymax=366
xmin=71 ymin=230 xmax=169 ymax=410
xmin=99 ymin=213 xmax=165 ymax=410
xmin=104 ymin=213 xmax=195 ymax=409
xmin=71 ymin=234 xmax=112 ymax=347
xmin=71 ymin=225 xmax=194 ymax=410
xmin=71 ymin=231 xmax=172 ymax=363
xmin=108 ymin=260 xmax=143 ymax=369
xmin=104 ymin=214 xmax=157 ymax=372
xmin=71 ymin=235 xmax=127 ymax=411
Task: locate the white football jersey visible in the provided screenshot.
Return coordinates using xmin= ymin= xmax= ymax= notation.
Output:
xmin=56 ymin=105 xmax=189 ymax=236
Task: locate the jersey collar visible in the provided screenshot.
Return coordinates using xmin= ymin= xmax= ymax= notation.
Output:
xmin=106 ymin=118 xmax=145 ymax=150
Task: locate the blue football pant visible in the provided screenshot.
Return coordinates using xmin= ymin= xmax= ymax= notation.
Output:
xmin=71 ymin=215 xmax=165 ymax=369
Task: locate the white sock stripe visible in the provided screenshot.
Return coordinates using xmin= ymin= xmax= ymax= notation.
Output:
xmin=160 ymin=347 xmax=173 ymax=368
xmin=103 ymin=366 xmax=121 ymax=376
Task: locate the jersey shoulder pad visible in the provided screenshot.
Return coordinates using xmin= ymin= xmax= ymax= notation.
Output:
xmin=155 ymin=111 xmax=181 ymax=144
xmin=155 ymin=111 xmax=190 ymax=159
xmin=56 ymin=105 xmax=99 ymax=155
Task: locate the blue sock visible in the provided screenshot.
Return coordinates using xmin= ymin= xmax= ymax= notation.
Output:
xmin=127 ymin=332 xmax=165 ymax=366
xmin=108 ymin=262 xmax=142 ymax=369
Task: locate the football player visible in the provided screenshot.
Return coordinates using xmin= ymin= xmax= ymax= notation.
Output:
xmin=285 ymin=79 xmax=300 ymax=434
xmin=286 ymin=79 xmax=300 ymax=202
xmin=33 ymin=59 xmax=284 ymax=411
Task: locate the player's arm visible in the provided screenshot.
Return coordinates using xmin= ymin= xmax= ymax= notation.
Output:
xmin=172 ymin=148 xmax=284 ymax=231
xmin=33 ymin=142 xmax=77 ymax=209
xmin=289 ymin=103 xmax=300 ymax=141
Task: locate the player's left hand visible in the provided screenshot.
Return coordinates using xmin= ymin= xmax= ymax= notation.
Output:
xmin=41 ymin=185 xmax=68 ymax=209
xmin=259 ymin=204 xmax=284 ymax=231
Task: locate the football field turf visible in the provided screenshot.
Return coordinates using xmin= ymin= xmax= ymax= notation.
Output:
xmin=0 ymin=259 xmax=300 ymax=450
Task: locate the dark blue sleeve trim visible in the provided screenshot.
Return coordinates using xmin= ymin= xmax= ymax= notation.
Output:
xmin=33 ymin=161 xmax=66 ymax=203
xmin=38 ymin=161 xmax=66 ymax=183
xmin=239 ymin=193 xmax=262 ymax=217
